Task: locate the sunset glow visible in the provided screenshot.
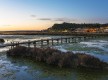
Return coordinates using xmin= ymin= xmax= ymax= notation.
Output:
xmin=0 ymin=0 xmax=108 ymax=31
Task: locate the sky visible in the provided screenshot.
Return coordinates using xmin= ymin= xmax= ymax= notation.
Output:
xmin=0 ymin=0 xmax=108 ymax=31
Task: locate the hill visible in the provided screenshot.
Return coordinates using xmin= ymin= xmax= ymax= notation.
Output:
xmin=47 ymin=22 xmax=108 ymax=32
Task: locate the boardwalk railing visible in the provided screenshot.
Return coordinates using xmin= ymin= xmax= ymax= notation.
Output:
xmin=0 ymin=36 xmax=97 ymax=49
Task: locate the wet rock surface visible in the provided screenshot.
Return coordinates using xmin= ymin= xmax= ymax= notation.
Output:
xmin=7 ymin=46 xmax=108 ymax=69
xmin=0 ymin=39 xmax=5 ymax=43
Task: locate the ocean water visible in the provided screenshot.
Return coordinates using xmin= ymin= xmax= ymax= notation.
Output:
xmin=0 ymin=35 xmax=108 ymax=80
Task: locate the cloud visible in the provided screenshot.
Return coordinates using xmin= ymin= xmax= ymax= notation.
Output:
xmin=36 ymin=17 xmax=108 ymax=23
xmin=54 ymin=18 xmax=65 ymax=21
xmin=30 ymin=15 xmax=36 ymax=18
xmin=38 ymin=18 xmax=52 ymax=21
xmin=92 ymin=18 xmax=108 ymax=22
xmin=54 ymin=18 xmax=76 ymax=23
xmin=37 ymin=17 xmax=77 ymax=23
xmin=3 ymin=25 xmax=12 ymax=27
xmin=81 ymin=17 xmax=108 ymax=23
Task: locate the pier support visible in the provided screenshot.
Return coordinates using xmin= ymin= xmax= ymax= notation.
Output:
xmin=61 ymin=37 xmax=63 ymax=44
xmin=51 ymin=38 xmax=54 ymax=46
xmin=40 ymin=39 xmax=43 ymax=47
xmin=57 ymin=39 xmax=59 ymax=45
xmin=46 ymin=40 xmax=49 ymax=47
xmin=4 ymin=36 xmax=97 ymax=49
xmin=28 ymin=40 xmax=31 ymax=48
xmin=33 ymin=41 xmax=36 ymax=48
xmin=68 ymin=38 xmax=71 ymax=43
xmin=65 ymin=38 xmax=68 ymax=43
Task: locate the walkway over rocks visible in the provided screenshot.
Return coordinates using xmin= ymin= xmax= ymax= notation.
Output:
xmin=0 ymin=36 xmax=98 ymax=49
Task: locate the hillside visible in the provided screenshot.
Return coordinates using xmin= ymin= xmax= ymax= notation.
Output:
xmin=47 ymin=22 xmax=108 ymax=32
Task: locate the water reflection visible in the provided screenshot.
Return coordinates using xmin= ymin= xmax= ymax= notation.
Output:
xmin=0 ymin=52 xmax=107 ymax=80
xmin=0 ymin=35 xmax=108 ymax=80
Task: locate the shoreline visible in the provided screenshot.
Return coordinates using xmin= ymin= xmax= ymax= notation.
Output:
xmin=0 ymin=31 xmax=108 ymax=36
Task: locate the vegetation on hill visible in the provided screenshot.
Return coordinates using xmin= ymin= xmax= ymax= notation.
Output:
xmin=47 ymin=22 xmax=108 ymax=32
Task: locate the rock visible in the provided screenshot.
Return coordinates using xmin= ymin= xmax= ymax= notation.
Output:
xmin=0 ymin=39 xmax=5 ymax=43
xmin=7 ymin=46 xmax=108 ymax=69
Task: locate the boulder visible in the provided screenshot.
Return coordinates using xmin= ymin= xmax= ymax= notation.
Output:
xmin=0 ymin=39 xmax=5 ymax=43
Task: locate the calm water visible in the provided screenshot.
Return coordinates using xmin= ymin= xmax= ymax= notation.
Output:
xmin=0 ymin=35 xmax=108 ymax=80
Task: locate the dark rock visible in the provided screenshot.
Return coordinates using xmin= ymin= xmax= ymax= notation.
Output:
xmin=0 ymin=39 xmax=5 ymax=43
xmin=6 ymin=46 xmax=108 ymax=69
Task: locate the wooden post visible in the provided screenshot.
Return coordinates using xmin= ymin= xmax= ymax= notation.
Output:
xmin=61 ymin=37 xmax=63 ymax=44
xmin=33 ymin=41 xmax=36 ymax=48
xmin=12 ymin=42 xmax=14 ymax=48
xmin=57 ymin=39 xmax=59 ymax=45
xmin=79 ymin=37 xmax=82 ymax=42
xmin=51 ymin=38 xmax=54 ymax=45
xmin=82 ymin=37 xmax=84 ymax=41
xmin=68 ymin=38 xmax=70 ymax=43
xmin=28 ymin=40 xmax=31 ymax=48
xmin=17 ymin=42 xmax=19 ymax=47
xmin=90 ymin=36 xmax=92 ymax=39
xmin=84 ymin=37 xmax=86 ymax=40
xmin=77 ymin=37 xmax=81 ymax=42
xmin=71 ymin=37 xmax=73 ymax=43
xmin=74 ymin=38 xmax=76 ymax=43
xmin=46 ymin=40 xmax=49 ymax=47
xmin=65 ymin=38 xmax=67 ymax=43
xmin=83 ymin=37 xmax=85 ymax=41
xmin=91 ymin=36 xmax=93 ymax=39
xmin=15 ymin=42 xmax=18 ymax=47
xmin=15 ymin=42 xmax=17 ymax=47
xmin=40 ymin=39 xmax=43 ymax=47
xmin=86 ymin=37 xmax=88 ymax=40
xmin=11 ymin=42 xmax=12 ymax=49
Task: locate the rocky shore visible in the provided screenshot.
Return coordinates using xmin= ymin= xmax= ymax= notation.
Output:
xmin=7 ymin=46 xmax=108 ymax=69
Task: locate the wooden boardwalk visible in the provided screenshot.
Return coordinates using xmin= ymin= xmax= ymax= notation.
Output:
xmin=0 ymin=36 xmax=96 ymax=48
